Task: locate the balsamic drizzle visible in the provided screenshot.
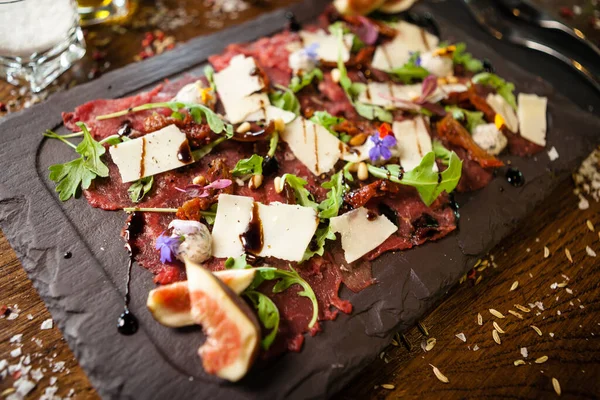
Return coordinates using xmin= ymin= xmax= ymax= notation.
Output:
xmin=505 ymin=167 xmax=525 ymax=187
xmin=177 ymin=141 xmax=193 ymax=163
xmin=285 ymin=11 xmax=301 ymax=32
xmin=239 ymin=203 xmax=264 ymax=255
xmin=63 ymin=251 xmax=72 ymax=259
xmin=117 ymin=212 xmax=143 ymax=336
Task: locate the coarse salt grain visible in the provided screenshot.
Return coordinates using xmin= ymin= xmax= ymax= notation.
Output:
xmin=586 ymin=246 xmax=597 ymax=257
xmin=9 ymin=334 xmax=23 ymax=343
xmin=473 ymin=344 xmax=479 ymax=351
xmin=547 ymin=146 xmax=559 ymax=161
xmin=521 ymin=347 xmax=528 ymax=358
xmin=455 ymin=333 xmax=466 ymax=342
xmin=40 ymin=319 xmax=53 ymax=330
xmin=10 ymin=348 xmax=22 ymax=358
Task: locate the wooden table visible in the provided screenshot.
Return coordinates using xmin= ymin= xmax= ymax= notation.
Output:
xmin=1 ymin=1 xmax=599 ymax=398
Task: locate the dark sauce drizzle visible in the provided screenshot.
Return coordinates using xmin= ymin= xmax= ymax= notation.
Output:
xmin=63 ymin=251 xmax=72 ymax=259
xmin=117 ymin=120 xmax=133 ymax=137
xmin=117 ymin=212 xmax=143 ymax=335
xmin=240 ymin=203 xmax=264 ymax=255
xmin=177 ymin=141 xmax=193 ymax=164
xmin=505 ymin=167 xmax=525 ymax=187
xmin=285 ymin=11 xmax=301 ymax=32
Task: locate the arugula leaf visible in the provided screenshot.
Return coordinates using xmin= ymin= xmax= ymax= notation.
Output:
xmin=271 ymin=266 xmax=318 ymax=328
xmin=289 ymin=68 xmax=323 ymax=93
xmin=318 ymin=171 xmax=348 ymax=219
xmin=301 ymin=224 xmax=336 ymax=262
xmin=351 ymin=35 xmax=365 ymax=52
xmin=244 ymin=290 xmax=280 ymax=350
xmin=47 ymin=123 xmax=109 ymax=201
xmin=472 ymin=72 xmax=517 ymax=110
xmin=452 ymin=42 xmax=483 ymax=73
xmin=269 ymin=86 xmax=301 ymax=116
xmin=354 ymin=102 xmax=393 ymax=123
xmin=309 ymin=111 xmax=352 ymax=142
xmin=191 ymin=136 xmax=227 ymax=160
xmin=445 ymin=105 xmax=486 ymax=133
xmin=390 ymin=52 xmax=430 ymax=84
xmin=366 ymin=151 xmax=462 ymax=206
xmin=225 ymin=254 xmax=248 ymax=269
xmin=231 ymin=154 xmax=264 ymax=177
xmin=204 ymin=65 xmax=216 ymax=92
xmin=281 ymin=174 xmax=318 ymax=209
xmin=128 ymin=176 xmax=154 ymax=203
xmin=202 ymin=203 xmax=219 ymax=225
xmin=432 ymin=140 xmax=452 ymax=165
xmin=96 ymin=101 xmax=234 ymax=137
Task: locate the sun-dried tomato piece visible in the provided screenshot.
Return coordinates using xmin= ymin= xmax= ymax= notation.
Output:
xmin=436 ymin=114 xmax=504 ymax=168
xmin=344 ymin=179 xmax=401 ymax=209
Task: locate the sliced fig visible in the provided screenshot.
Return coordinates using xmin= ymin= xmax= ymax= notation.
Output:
xmin=147 ymin=281 xmax=194 ymax=328
xmin=147 ymin=268 xmax=257 ymax=328
xmin=185 ymin=259 xmax=260 ymax=382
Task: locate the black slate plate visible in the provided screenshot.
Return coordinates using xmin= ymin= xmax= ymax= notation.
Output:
xmin=1 ymin=0 xmax=600 ymax=398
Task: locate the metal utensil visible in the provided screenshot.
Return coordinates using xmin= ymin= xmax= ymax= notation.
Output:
xmin=496 ymin=0 xmax=600 ymax=60
xmin=462 ymin=0 xmax=600 ymax=93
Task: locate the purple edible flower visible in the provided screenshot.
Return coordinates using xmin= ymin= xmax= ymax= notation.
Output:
xmin=368 ymin=133 xmax=397 ymax=162
xmin=304 ymin=42 xmax=320 ymax=61
xmin=175 ymin=178 xmax=232 ymax=198
xmin=416 ymin=75 xmax=438 ymax=104
xmin=155 ymin=232 xmax=182 ymax=264
xmin=409 ymin=52 xmax=422 ymax=66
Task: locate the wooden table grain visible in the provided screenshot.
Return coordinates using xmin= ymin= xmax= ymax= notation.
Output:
xmin=1 ymin=1 xmax=599 ymax=398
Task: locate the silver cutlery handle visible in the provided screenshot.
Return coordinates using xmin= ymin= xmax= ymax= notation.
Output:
xmin=511 ymin=35 xmax=600 ymax=93
xmin=540 ymin=19 xmax=600 ymax=60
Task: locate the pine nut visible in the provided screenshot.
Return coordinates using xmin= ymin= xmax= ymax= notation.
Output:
xmin=348 ymin=133 xmax=368 ymax=146
xmin=249 ymin=174 xmax=263 ymax=189
xmin=274 ymin=176 xmax=283 ymax=193
xmin=357 ymin=162 xmax=369 ymax=181
xmin=348 ymin=163 xmax=359 ymax=172
xmin=236 ymin=121 xmax=251 ymax=134
xmin=331 ymin=68 xmax=341 ymax=83
xmin=192 ymin=175 xmax=206 ymax=185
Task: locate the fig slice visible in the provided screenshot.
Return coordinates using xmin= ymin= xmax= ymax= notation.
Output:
xmin=147 ymin=268 xmax=257 ymax=328
xmin=185 ymin=259 xmax=260 ymax=382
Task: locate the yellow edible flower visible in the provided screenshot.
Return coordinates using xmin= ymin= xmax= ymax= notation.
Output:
xmin=494 ymin=113 xmax=505 ymax=130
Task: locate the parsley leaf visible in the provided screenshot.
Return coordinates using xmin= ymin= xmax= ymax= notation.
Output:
xmin=452 ymin=42 xmax=483 ymax=72
xmin=289 ymin=68 xmax=323 ymax=93
xmin=231 ymin=154 xmax=264 ymax=177
xmin=224 ymin=254 xmax=248 ymax=269
xmin=128 ymin=176 xmax=154 ymax=203
xmin=47 ymin=123 xmax=109 ymax=201
xmin=366 ymin=151 xmax=462 ymax=206
xmin=472 ymin=72 xmax=517 ymax=110
xmin=269 ymin=85 xmax=301 ymax=116
xmin=432 ymin=140 xmax=453 ymax=165
xmin=445 ymin=105 xmax=486 ymax=133
xmin=281 ymin=174 xmax=318 ymax=209
xmin=244 ymin=290 xmax=280 ymax=350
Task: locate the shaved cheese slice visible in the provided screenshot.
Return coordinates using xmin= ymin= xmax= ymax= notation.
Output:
xmin=371 ymin=21 xmax=439 ymax=71
xmin=211 ymin=194 xmax=319 ymax=262
xmin=358 ymin=81 xmax=467 ymax=109
xmin=486 ymin=93 xmax=518 ymax=133
xmin=393 ymin=117 xmax=436 ymax=171
xmin=280 ymin=117 xmax=346 ymax=175
xmin=257 ymin=202 xmax=318 ymax=261
xmin=109 ymin=124 xmax=193 ymax=183
xmin=214 ymin=55 xmax=269 ymax=124
xmin=299 ymin=30 xmax=354 ymax=63
xmin=517 ymin=93 xmax=547 ymax=147
xmin=330 ymin=207 xmax=397 ymax=263
xmin=245 ymin=105 xmax=297 ymax=124
xmin=211 ymin=194 xmax=254 ymax=258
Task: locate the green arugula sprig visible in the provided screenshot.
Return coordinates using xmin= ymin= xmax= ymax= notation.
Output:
xmin=472 ymin=73 xmax=517 ymax=110
xmin=280 ymin=174 xmax=318 ymax=209
xmin=317 ymin=171 xmax=349 ymax=219
xmin=96 ymin=101 xmax=234 ymax=138
xmin=289 ymin=68 xmax=324 ymax=93
xmin=332 ymin=25 xmax=393 ymax=123
xmin=452 ymin=42 xmax=483 ymax=73
xmin=366 ymin=151 xmax=462 ymax=206
xmin=269 ymin=85 xmax=301 ymax=116
xmin=391 ymin=52 xmax=430 ymax=84
xmin=231 ymin=154 xmax=263 ymax=178
xmin=46 ymin=123 xmax=113 ymax=201
xmin=445 ymin=105 xmax=486 ymax=133
xmin=204 ymin=65 xmax=216 ymax=92
xmin=432 ymin=140 xmax=453 ymax=165
xmin=244 ymin=290 xmax=280 ymax=350
xmin=309 ymin=111 xmax=351 ymax=143
xmin=128 ymin=176 xmax=154 ymax=203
